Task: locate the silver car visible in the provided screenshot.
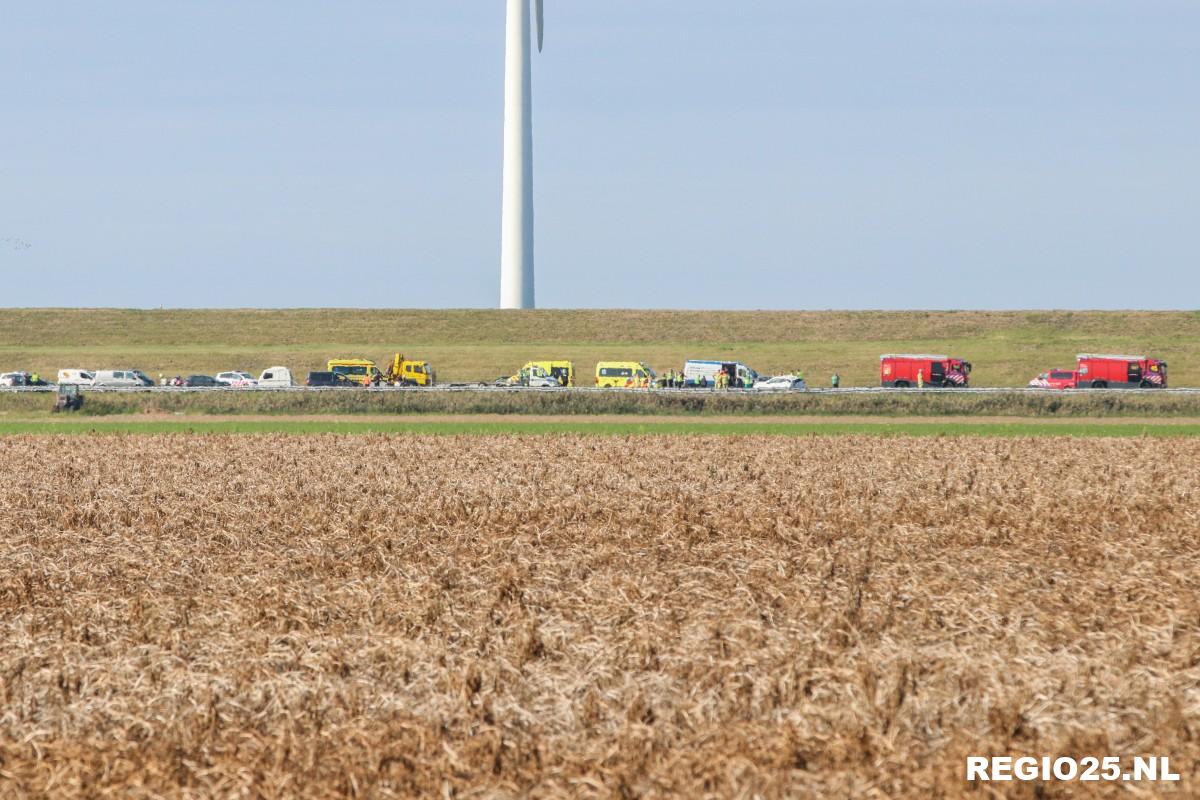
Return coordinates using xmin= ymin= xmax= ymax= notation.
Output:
xmin=752 ymin=375 xmax=808 ymax=391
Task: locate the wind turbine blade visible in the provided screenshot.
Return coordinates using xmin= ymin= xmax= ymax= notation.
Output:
xmin=535 ymin=0 xmax=544 ymax=52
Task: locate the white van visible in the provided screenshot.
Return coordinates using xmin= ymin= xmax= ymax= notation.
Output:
xmin=58 ymin=369 xmax=95 ymax=386
xmin=258 ymin=366 xmax=295 ymax=387
xmin=682 ymin=359 xmax=759 ymax=389
xmin=92 ymin=369 xmax=154 ymax=387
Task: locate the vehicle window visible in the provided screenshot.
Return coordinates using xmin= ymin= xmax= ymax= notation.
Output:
xmin=333 ymin=366 xmax=367 ymax=377
xmin=1050 ymin=371 xmax=1074 ymax=380
xmin=262 ymin=373 xmax=273 ymax=380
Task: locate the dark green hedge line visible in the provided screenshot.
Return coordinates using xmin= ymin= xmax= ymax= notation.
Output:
xmin=3 ymin=389 xmax=1199 ymax=418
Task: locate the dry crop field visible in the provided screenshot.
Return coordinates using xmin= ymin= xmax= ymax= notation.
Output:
xmin=1 ymin=435 xmax=1198 ymax=798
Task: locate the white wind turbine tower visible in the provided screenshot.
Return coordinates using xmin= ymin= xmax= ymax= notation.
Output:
xmin=499 ymin=0 xmax=544 ymax=309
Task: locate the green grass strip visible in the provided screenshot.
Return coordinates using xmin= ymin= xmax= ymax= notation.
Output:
xmin=2 ymin=419 xmax=1199 ymax=437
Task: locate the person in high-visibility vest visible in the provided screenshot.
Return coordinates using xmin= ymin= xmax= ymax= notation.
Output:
xmin=917 ymin=369 xmax=924 ymax=389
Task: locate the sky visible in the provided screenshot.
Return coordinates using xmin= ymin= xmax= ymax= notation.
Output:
xmin=2 ymin=1 xmax=1198 ymax=309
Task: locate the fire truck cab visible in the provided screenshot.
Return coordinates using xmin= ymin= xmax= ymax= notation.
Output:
xmin=1076 ymin=354 xmax=1167 ymax=389
xmin=880 ymin=354 xmax=972 ymax=388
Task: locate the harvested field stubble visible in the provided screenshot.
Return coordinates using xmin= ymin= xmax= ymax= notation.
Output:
xmin=1 ymin=435 xmax=1198 ymax=798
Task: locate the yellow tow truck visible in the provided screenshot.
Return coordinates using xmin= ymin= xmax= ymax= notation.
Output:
xmin=327 ymin=354 xmax=436 ymax=386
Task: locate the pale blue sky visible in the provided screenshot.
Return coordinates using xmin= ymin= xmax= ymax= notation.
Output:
xmin=2 ymin=1 xmax=1197 ymax=309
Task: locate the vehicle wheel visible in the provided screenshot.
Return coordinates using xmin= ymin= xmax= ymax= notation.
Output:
xmin=894 ymin=381 xmax=909 ymax=388
xmin=1092 ymin=381 xmax=1107 ymax=389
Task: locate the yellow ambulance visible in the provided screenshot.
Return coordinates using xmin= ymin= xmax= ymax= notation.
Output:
xmin=595 ymin=361 xmax=656 ymax=388
xmin=327 ymin=359 xmax=381 ymax=386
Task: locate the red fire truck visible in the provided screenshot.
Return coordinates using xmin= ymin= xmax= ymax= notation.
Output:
xmin=880 ymin=354 xmax=972 ymax=388
xmin=1075 ymin=354 xmax=1168 ymax=389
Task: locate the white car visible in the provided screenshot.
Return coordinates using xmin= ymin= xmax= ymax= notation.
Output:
xmin=215 ymin=371 xmax=258 ymax=388
xmin=517 ymin=366 xmax=561 ymax=388
xmin=752 ymin=375 xmax=808 ymax=391
xmin=495 ymin=365 xmax=561 ymax=388
xmin=0 ymin=372 xmax=30 ymax=386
